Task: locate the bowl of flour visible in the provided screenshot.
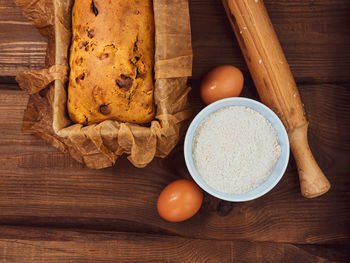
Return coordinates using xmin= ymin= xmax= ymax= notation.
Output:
xmin=184 ymin=97 xmax=290 ymax=202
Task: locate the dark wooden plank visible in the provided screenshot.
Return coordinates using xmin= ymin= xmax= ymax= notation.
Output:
xmin=0 ymin=84 xmax=349 ymax=244
xmin=0 ymin=77 xmax=18 ymax=85
xmin=0 ymin=226 xmax=348 ymax=262
xmin=0 ymin=0 xmax=349 ymax=83
xmin=195 ymin=0 xmax=350 ymax=83
xmin=0 ymin=0 xmax=47 ymax=76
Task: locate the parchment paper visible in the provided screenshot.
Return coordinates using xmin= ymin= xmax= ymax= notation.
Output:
xmin=15 ymin=0 xmax=193 ymax=169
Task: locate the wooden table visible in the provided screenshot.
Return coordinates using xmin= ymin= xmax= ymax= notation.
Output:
xmin=1 ymin=0 xmax=349 ymax=261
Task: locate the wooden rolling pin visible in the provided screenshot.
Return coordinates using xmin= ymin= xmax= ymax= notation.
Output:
xmin=222 ymin=0 xmax=330 ymax=198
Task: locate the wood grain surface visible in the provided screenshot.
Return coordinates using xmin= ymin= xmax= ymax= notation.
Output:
xmin=1 ymin=0 xmax=350 ymax=82
xmin=0 ymin=226 xmax=349 ymax=263
xmin=0 ymin=0 xmax=349 ymax=261
xmin=0 ymin=86 xmax=349 ymax=245
xmin=0 ymin=0 xmax=47 ymax=77
xmin=1 ymin=226 xmax=349 ymax=263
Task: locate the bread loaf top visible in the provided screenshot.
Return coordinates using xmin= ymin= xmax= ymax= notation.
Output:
xmin=68 ymin=0 xmax=155 ymax=125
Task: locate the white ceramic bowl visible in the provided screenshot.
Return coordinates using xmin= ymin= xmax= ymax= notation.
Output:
xmin=184 ymin=97 xmax=290 ymax=202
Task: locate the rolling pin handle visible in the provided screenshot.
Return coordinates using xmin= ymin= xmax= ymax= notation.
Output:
xmin=288 ymin=123 xmax=331 ymax=198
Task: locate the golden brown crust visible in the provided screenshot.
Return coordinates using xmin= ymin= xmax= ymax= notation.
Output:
xmin=68 ymin=0 xmax=155 ymax=125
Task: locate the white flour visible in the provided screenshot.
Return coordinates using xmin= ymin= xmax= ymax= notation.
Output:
xmin=192 ymin=106 xmax=281 ymax=194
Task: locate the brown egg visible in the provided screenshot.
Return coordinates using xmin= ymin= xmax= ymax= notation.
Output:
xmin=157 ymin=179 xmax=203 ymax=223
xmin=200 ymin=65 xmax=244 ymax=105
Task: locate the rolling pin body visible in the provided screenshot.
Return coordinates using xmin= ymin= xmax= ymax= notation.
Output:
xmin=222 ymin=0 xmax=330 ymax=197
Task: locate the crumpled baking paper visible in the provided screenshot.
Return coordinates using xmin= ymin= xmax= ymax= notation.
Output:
xmin=15 ymin=0 xmax=193 ymax=169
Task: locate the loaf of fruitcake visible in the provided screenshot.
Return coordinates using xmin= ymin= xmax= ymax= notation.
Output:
xmin=67 ymin=0 xmax=155 ymax=125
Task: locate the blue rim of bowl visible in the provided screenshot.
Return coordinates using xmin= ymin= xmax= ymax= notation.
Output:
xmin=184 ymin=97 xmax=290 ymax=202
